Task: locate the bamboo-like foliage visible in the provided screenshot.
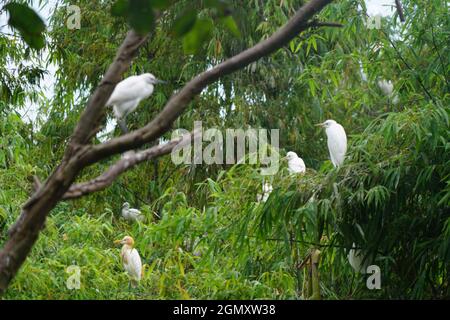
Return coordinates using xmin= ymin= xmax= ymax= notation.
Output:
xmin=0 ymin=0 xmax=449 ymax=299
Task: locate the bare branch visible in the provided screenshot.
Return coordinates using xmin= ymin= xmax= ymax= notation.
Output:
xmin=0 ymin=31 xmax=150 ymax=295
xmin=62 ymin=130 xmax=199 ymax=200
xmin=395 ymin=0 xmax=405 ymax=22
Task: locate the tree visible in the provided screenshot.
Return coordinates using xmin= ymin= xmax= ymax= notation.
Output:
xmin=0 ymin=0 xmax=336 ymax=295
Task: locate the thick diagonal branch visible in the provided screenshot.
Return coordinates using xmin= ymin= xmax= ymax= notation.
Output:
xmin=0 ymin=31 xmax=148 ymax=295
xmin=78 ymin=0 xmax=336 ymax=167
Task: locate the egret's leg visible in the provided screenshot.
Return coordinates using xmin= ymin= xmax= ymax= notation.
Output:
xmin=117 ymin=118 xmax=129 ymax=133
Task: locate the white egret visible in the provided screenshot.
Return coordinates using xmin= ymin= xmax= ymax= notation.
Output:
xmin=377 ymin=79 xmax=399 ymax=105
xmin=257 ymin=182 xmax=273 ymax=203
xmin=121 ymin=202 xmax=144 ymax=222
xmin=377 ymin=79 xmax=394 ymax=96
xmin=347 ymin=243 xmax=371 ymax=274
xmin=114 ymin=236 xmax=143 ymax=287
xmin=106 ymin=73 xmax=166 ymax=132
xmin=317 ymin=120 xmax=347 ymax=167
xmin=286 ymin=151 xmax=306 ymax=174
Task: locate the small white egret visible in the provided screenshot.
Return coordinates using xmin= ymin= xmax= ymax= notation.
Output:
xmin=377 ymin=79 xmax=394 ymax=96
xmin=121 ymin=202 xmax=144 ymax=222
xmin=114 ymin=236 xmax=143 ymax=287
xmin=347 ymin=243 xmax=370 ymax=274
xmin=378 ymin=79 xmax=399 ymax=105
xmin=106 ymin=73 xmax=166 ymax=132
xmin=286 ymin=151 xmax=306 ymax=174
xmin=257 ymin=182 xmax=273 ymax=203
xmin=317 ymin=120 xmax=347 ymax=167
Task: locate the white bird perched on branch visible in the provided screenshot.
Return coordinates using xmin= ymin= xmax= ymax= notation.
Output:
xmin=114 ymin=236 xmax=143 ymax=287
xmin=286 ymin=151 xmax=306 ymax=174
xmin=106 ymin=73 xmax=166 ymax=133
xmin=317 ymin=120 xmax=347 ymax=167
xmin=121 ymin=202 xmax=144 ymax=222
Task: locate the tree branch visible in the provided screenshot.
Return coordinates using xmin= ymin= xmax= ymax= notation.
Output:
xmin=0 ymin=0 xmax=336 ymax=295
xmin=0 ymin=31 xmax=149 ymax=295
xmin=78 ymin=0 xmax=336 ymax=168
xmin=62 ymin=130 xmax=199 ymax=200
xmin=395 ymin=0 xmax=405 ymax=22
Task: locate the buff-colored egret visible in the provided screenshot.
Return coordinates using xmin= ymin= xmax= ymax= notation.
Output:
xmin=286 ymin=151 xmax=306 ymax=174
xmin=114 ymin=236 xmax=143 ymax=287
xmin=106 ymin=73 xmax=166 ymax=133
xmin=257 ymin=182 xmax=273 ymax=203
xmin=121 ymin=202 xmax=144 ymax=222
xmin=317 ymin=120 xmax=347 ymax=167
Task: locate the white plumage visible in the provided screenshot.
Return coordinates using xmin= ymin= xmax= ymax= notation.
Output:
xmin=318 ymin=120 xmax=347 ymax=167
xmin=106 ymin=73 xmax=165 ymax=132
xmin=378 ymin=79 xmax=399 ymax=105
xmin=286 ymin=151 xmax=306 ymax=174
xmin=348 ymin=243 xmax=370 ymax=274
xmin=257 ymin=182 xmax=273 ymax=203
xmin=114 ymin=236 xmax=143 ymax=287
xmin=377 ymin=79 xmax=394 ymax=96
xmin=121 ymin=202 xmax=144 ymax=222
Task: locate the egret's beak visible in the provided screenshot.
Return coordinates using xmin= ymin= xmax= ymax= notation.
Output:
xmin=155 ymin=79 xmax=167 ymax=84
xmin=114 ymin=239 xmax=123 ymax=245
xmin=315 ymin=122 xmax=325 ymax=127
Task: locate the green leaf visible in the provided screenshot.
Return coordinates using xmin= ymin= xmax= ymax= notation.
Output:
xmin=128 ymin=0 xmax=155 ymax=34
xmin=111 ymin=0 xmax=155 ymax=34
xmin=221 ymin=15 xmax=240 ymax=37
xmin=151 ymin=0 xmax=172 ymax=9
xmin=171 ymin=9 xmax=197 ymax=37
xmin=182 ymin=18 xmax=213 ymax=54
xmin=4 ymin=3 xmax=46 ymax=50
xmin=111 ymin=0 xmax=129 ymax=16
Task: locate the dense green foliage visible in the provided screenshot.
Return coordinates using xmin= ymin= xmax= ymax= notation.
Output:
xmin=0 ymin=0 xmax=449 ymax=299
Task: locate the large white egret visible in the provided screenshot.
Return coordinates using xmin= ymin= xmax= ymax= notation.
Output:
xmin=317 ymin=120 xmax=347 ymax=167
xmin=257 ymin=182 xmax=273 ymax=203
xmin=286 ymin=151 xmax=306 ymax=174
xmin=106 ymin=73 xmax=166 ymax=132
xmin=114 ymin=236 xmax=143 ymax=287
xmin=121 ymin=202 xmax=144 ymax=222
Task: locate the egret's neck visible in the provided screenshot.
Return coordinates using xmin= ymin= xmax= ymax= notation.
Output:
xmin=122 ymin=244 xmax=133 ymax=251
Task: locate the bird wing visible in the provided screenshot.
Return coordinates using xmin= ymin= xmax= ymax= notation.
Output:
xmin=122 ymin=208 xmax=132 ymax=220
xmin=106 ymin=76 xmax=154 ymax=107
xmin=327 ymin=125 xmax=347 ymax=167
xmin=289 ymin=158 xmax=306 ymax=173
xmin=129 ymin=208 xmax=144 ymax=221
xmin=113 ymin=99 xmax=138 ymax=119
xmin=106 ymin=76 xmax=141 ymax=105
